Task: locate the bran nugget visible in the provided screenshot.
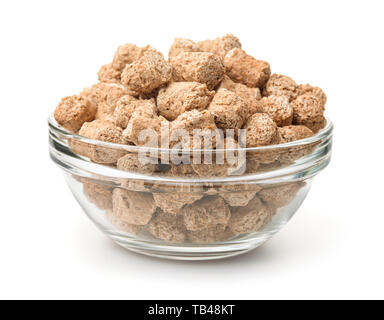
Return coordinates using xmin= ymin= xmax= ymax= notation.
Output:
xmin=191 ymin=136 xmax=246 ymax=177
xmin=168 ymin=38 xmax=198 ymax=59
xmin=244 ymin=113 xmax=281 ymax=164
xmin=291 ymin=93 xmax=325 ymax=133
xmin=169 ymin=164 xmax=197 ymax=177
xmin=121 ymin=49 xmax=172 ymax=96
xmin=191 ymin=161 xmax=230 ymax=178
xmin=157 ymin=82 xmax=215 ymax=121
xmin=115 ymin=96 xmax=159 ymax=131
xmin=112 ymin=43 xmax=150 ymax=72
xmin=218 ymin=182 xmax=261 ymax=207
xmin=182 ymin=196 xmax=231 ymax=231
xmin=244 ymin=113 xmax=280 ymax=147
xmin=219 ymin=75 xmax=263 ymax=117
xmin=112 ymin=95 xmax=140 ymax=129
xmin=117 ymin=122 xmax=160 ymax=183
xmin=220 ymin=191 xmax=258 ymax=207
xmin=81 ymin=178 xmax=113 ymax=211
xmin=120 ymin=179 xmax=153 ymax=193
xmin=152 ymin=192 xmax=204 ymax=215
xmin=123 ymin=115 xmax=165 ymax=147
xmin=80 ymin=83 xmax=128 ymax=121
xmin=130 ymin=98 xmax=158 ymax=119
xmin=278 ymin=125 xmax=314 ymax=143
xmin=297 ymin=84 xmax=327 ymax=107
xmin=258 ymin=182 xmax=304 ymax=210
xmin=197 ymin=34 xmax=242 ymax=59
xmin=256 ymin=161 xmax=285 ymax=172
xmin=223 ymin=48 xmax=271 ymax=88
xmin=278 ymin=125 xmax=315 ymax=163
xmin=147 ymin=210 xmax=187 ymax=243
xmin=112 ymin=188 xmax=156 ymax=225
xmin=245 ymin=159 xmax=261 ymax=173
xmin=97 ymin=63 xmax=121 ymax=84
xmin=170 ymin=51 xmax=225 ymax=90
xmin=188 ymin=225 xmax=234 ymax=244
xmin=170 ymin=109 xmax=218 ymax=149
xmin=208 ymin=88 xmax=249 ymax=130
xmin=260 ymin=95 xmax=293 ymax=127
xmin=73 ymin=120 xmax=127 ymax=164
xmin=117 ymin=153 xmax=158 ymax=174
xmin=106 ymin=210 xmax=143 ymax=235
xmin=228 ymin=196 xmax=274 ymax=234
xmin=263 ymin=74 xmax=299 ymax=101
xmin=54 ymin=95 xmax=96 ymax=133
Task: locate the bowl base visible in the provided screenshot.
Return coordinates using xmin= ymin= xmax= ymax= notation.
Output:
xmin=109 ymin=234 xmax=267 ymax=261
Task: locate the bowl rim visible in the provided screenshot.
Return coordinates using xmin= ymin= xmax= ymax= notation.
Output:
xmin=48 ymin=113 xmax=333 ymax=153
xmin=49 ymin=113 xmax=333 ymax=184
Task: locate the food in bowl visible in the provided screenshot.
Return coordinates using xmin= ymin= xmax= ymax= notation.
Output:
xmin=49 ymin=34 xmax=332 ymax=260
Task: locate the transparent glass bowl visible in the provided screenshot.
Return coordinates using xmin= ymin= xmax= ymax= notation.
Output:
xmin=48 ymin=115 xmax=333 ymax=260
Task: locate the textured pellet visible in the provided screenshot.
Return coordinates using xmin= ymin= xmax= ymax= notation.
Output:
xmin=97 ymin=63 xmax=121 ymax=84
xmin=219 ymin=186 xmax=259 ymax=207
xmin=153 ymin=192 xmax=204 ymax=215
xmin=169 ymin=164 xmax=196 ymax=177
xmin=245 ymin=159 xmax=261 ymax=173
xmin=263 ymin=74 xmax=299 ymax=101
xmin=223 ymin=48 xmax=271 ymax=88
xmin=191 ymin=137 xmax=246 ymax=177
xmin=106 ymin=210 xmax=143 ymax=235
xmin=123 ymin=115 xmax=164 ymax=147
xmin=258 ymin=182 xmax=304 ymax=209
xmin=182 ymin=196 xmax=231 ymax=231
xmin=121 ymin=49 xmax=172 ymax=96
xmin=81 ymin=179 xmax=113 ymax=211
xmin=244 ymin=113 xmax=280 ymax=147
xmin=78 ymin=119 xmax=125 ymax=143
xmin=54 ymin=95 xmax=96 ymax=133
xmin=157 ymin=82 xmax=214 ymax=121
xmin=147 ymin=210 xmax=187 ymax=243
xmin=191 ymin=161 xmax=229 ymax=178
xmin=170 ymin=109 xmax=218 ymax=149
xmin=112 ymin=95 xmax=139 ymax=129
xmin=208 ymin=88 xmax=248 ymax=130
xmin=244 ymin=113 xmax=281 ymax=164
xmin=168 ymin=38 xmax=198 ymax=59
xmin=74 ymin=120 xmax=127 ymax=164
xmin=131 ymin=98 xmax=158 ymax=119
xmin=291 ymin=94 xmax=325 ymax=132
xmin=122 ymin=99 xmax=163 ymax=146
xmin=188 ymin=225 xmax=234 ymax=244
xmin=80 ymin=83 xmax=128 ymax=122
xmin=112 ymin=43 xmax=149 ymax=71
xmin=228 ymin=196 xmax=273 ymax=234
xmin=221 ymin=192 xmax=257 ymax=207
xmin=112 ymin=189 xmax=156 ymax=225
xmin=260 ymin=95 xmax=293 ymax=127
xmin=256 ymin=161 xmax=284 ymax=172
xmin=219 ymin=75 xmax=262 ymax=117
xmin=278 ymin=125 xmax=316 ymax=163
xmin=197 ymin=34 xmax=242 ymax=59
xmin=170 ymin=52 xmax=225 ymax=90
xmin=278 ymin=125 xmax=314 ymax=143
xmin=81 ymin=83 xmax=128 ymax=109
xmin=117 ymin=153 xmax=158 ymax=174
xmin=297 ymin=84 xmax=327 ymax=107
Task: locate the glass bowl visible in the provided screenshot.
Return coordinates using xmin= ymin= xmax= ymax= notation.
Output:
xmin=48 ymin=114 xmax=333 ymax=260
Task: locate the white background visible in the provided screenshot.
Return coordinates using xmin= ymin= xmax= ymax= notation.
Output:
xmin=0 ymin=0 xmax=383 ymax=300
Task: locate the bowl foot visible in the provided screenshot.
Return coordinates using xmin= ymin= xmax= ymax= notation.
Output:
xmin=109 ymin=234 xmax=268 ymax=261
